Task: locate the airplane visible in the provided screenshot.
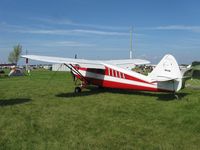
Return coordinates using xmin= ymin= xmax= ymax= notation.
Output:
xmin=21 ymin=54 xmax=190 ymax=97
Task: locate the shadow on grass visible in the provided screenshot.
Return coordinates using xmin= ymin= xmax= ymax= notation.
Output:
xmin=0 ymin=98 xmax=31 ymax=106
xmin=56 ymin=87 xmax=189 ymax=101
xmin=56 ymin=87 xmax=104 ymax=98
xmin=156 ymin=93 xmax=188 ymax=101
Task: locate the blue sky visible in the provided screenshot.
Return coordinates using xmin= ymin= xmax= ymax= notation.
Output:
xmin=0 ymin=0 xmax=200 ymax=64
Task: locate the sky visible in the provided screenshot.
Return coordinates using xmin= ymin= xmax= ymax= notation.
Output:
xmin=0 ymin=0 xmax=200 ymax=64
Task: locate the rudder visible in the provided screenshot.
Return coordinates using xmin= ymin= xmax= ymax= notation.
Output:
xmin=148 ymin=54 xmax=183 ymax=91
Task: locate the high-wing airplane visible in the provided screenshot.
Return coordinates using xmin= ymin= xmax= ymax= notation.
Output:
xmin=21 ymin=54 xmax=189 ymax=95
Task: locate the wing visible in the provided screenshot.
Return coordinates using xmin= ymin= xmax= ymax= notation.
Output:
xmin=21 ymin=55 xmax=150 ymax=69
xmin=21 ymin=55 xmax=105 ymax=69
xmin=105 ymin=59 xmax=150 ymax=69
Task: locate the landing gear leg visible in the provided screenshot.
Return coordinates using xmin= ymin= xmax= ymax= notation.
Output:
xmin=173 ymin=92 xmax=179 ymax=100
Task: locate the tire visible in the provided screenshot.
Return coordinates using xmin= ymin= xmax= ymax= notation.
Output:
xmin=74 ymin=87 xmax=81 ymax=93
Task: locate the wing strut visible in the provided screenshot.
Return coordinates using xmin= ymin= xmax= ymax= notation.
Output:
xmin=64 ymin=63 xmax=89 ymax=84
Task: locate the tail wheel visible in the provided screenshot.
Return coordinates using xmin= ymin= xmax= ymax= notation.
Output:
xmin=74 ymin=87 xmax=82 ymax=93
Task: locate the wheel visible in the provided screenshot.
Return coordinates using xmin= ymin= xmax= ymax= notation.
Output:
xmin=74 ymin=87 xmax=82 ymax=93
xmin=174 ymin=94 xmax=179 ymax=100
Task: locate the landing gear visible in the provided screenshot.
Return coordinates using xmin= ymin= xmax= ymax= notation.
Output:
xmin=173 ymin=92 xmax=179 ymax=100
xmin=174 ymin=94 xmax=179 ymax=100
xmin=73 ymin=78 xmax=88 ymax=94
xmin=74 ymin=87 xmax=82 ymax=93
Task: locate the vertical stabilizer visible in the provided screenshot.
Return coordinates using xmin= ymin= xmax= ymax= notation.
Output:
xmin=148 ymin=54 xmax=183 ymax=91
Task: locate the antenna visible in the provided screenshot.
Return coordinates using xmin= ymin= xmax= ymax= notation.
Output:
xmin=130 ymin=26 xmax=133 ymax=59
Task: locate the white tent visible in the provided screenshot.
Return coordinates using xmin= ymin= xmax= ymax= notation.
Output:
xmin=8 ymin=67 xmax=24 ymax=76
xmin=52 ymin=64 xmax=70 ymax=72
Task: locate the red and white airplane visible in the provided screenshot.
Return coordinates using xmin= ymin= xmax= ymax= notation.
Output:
xmin=22 ymin=54 xmax=188 ymax=94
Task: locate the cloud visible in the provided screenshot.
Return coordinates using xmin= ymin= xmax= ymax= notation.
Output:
xmin=42 ymin=41 xmax=95 ymax=47
xmin=144 ymin=25 xmax=200 ymax=33
xmin=0 ymin=21 xmax=129 ymax=36
xmin=0 ymin=22 xmax=24 ymax=30
xmin=32 ymin=17 xmax=129 ymax=30
xmin=33 ymin=17 xmax=74 ymax=25
xmin=72 ymin=29 xmax=129 ymax=36
xmin=14 ymin=28 xmax=129 ymax=36
xmin=11 ymin=39 xmax=95 ymax=48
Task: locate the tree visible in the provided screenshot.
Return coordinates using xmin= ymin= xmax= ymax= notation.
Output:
xmin=8 ymin=44 xmax=22 ymax=64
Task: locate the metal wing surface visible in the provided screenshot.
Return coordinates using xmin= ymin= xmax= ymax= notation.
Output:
xmin=104 ymin=59 xmax=150 ymax=69
xmin=21 ymin=55 xmax=105 ymax=69
xmin=21 ymin=55 xmax=150 ymax=69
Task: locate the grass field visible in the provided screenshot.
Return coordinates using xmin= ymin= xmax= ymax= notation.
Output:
xmin=0 ymin=70 xmax=200 ymax=149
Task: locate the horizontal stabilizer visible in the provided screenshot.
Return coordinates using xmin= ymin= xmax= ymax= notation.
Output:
xmin=151 ymin=76 xmax=178 ymax=82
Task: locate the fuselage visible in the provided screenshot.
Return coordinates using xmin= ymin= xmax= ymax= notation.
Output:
xmin=73 ymin=64 xmax=174 ymax=93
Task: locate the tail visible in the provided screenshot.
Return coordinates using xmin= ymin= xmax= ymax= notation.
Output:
xmin=148 ymin=54 xmax=183 ymax=92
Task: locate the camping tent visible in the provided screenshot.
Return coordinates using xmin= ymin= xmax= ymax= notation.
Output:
xmin=8 ymin=66 xmax=24 ymax=77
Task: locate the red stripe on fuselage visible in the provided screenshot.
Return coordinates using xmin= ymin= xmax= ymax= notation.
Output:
xmin=84 ymin=77 xmax=172 ymax=92
xmin=123 ymin=73 xmax=150 ymax=84
xmin=75 ymin=66 xmax=151 ymax=84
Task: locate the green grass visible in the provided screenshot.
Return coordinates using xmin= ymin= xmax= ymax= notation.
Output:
xmin=0 ymin=70 xmax=200 ymax=149
xmin=193 ymin=64 xmax=200 ymax=70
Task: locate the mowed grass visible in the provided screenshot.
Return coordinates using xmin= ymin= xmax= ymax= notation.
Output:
xmin=0 ymin=70 xmax=200 ymax=150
